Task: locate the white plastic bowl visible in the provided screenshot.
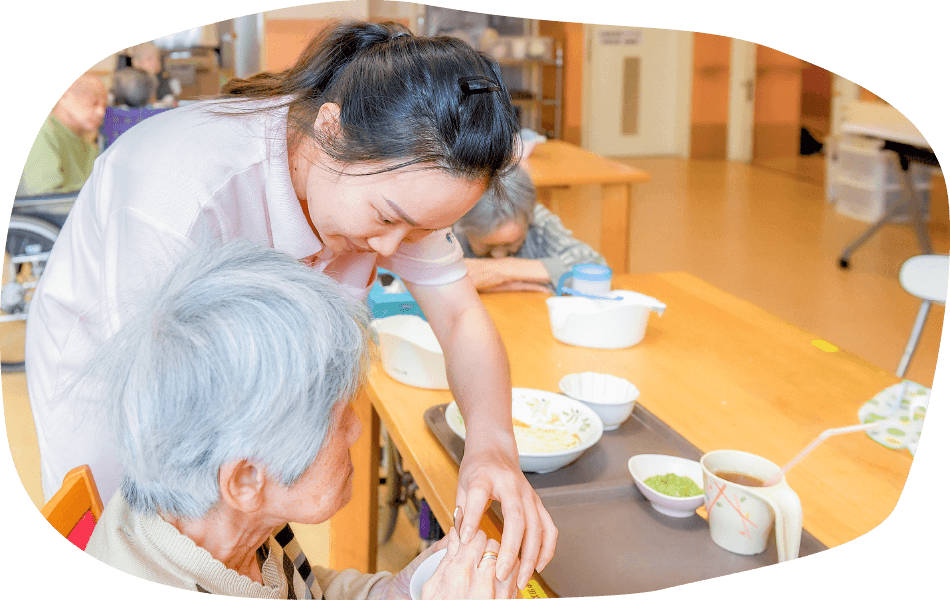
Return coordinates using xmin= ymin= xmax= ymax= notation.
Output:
xmin=371 ymin=315 xmax=449 ymax=389
xmin=409 ymin=548 xmax=447 ymax=600
xmin=446 ymin=388 xmax=604 ymax=473
xmin=545 ymin=291 xmax=665 ymax=350
xmin=628 ymin=454 xmax=705 ymax=518
xmin=558 ymin=372 xmax=639 ymax=430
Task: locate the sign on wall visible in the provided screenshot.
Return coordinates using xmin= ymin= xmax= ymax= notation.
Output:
xmin=597 ymin=28 xmax=643 ymax=46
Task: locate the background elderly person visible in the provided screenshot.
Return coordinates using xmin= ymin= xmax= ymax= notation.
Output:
xmin=111 ymin=67 xmax=158 ymax=108
xmin=18 ymin=73 xmax=107 ymax=195
xmin=128 ymin=41 xmax=180 ymax=107
xmin=453 ymin=165 xmax=608 ymax=293
xmin=83 ymin=240 xmax=519 ymax=599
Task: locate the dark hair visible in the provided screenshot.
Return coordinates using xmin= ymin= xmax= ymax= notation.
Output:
xmin=219 ymin=21 xmax=519 ymax=191
xmin=112 ymin=67 xmax=157 ymax=108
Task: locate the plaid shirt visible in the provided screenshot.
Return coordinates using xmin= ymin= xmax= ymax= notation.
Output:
xmin=456 ymin=204 xmax=608 ymax=291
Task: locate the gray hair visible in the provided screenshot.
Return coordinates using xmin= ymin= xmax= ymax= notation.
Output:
xmin=454 ymin=165 xmax=536 ymax=239
xmin=112 ymin=67 xmax=157 ymax=108
xmin=77 ymin=240 xmax=375 ymax=518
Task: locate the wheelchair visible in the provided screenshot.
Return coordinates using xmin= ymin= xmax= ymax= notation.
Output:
xmin=2 ymin=191 xmax=77 ymax=372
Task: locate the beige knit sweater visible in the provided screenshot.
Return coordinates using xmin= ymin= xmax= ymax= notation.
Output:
xmin=86 ymin=492 xmax=390 ymax=598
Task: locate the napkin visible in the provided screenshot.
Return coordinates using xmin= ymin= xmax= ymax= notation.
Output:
xmin=857 ymin=381 xmax=929 ymax=456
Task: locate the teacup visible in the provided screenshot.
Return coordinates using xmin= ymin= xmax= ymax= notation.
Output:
xmin=700 ymin=450 xmax=803 ymax=562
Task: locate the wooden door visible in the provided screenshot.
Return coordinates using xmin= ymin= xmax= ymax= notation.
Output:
xmin=690 ymin=32 xmax=731 ymax=159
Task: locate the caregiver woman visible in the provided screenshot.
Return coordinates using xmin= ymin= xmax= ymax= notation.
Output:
xmin=24 ymin=21 xmax=555 ymax=588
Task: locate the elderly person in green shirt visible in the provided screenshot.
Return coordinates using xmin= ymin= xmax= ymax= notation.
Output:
xmin=19 ymin=73 xmax=106 ymax=196
xmin=453 ymin=165 xmax=608 ymax=293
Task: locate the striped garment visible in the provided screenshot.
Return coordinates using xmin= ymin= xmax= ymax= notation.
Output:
xmin=455 ymin=204 xmax=608 ymax=290
xmin=195 ymin=525 xmax=320 ymax=598
xmin=86 ymin=491 xmax=389 ymax=599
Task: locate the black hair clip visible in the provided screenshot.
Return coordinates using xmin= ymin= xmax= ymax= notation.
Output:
xmin=459 ymin=76 xmax=501 ymax=95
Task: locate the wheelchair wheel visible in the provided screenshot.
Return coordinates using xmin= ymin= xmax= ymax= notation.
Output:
xmin=2 ymin=215 xmax=60 ymax=372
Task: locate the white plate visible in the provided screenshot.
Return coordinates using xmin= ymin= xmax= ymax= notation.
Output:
xmin=445 ymin=388 xmax=604 ymax=473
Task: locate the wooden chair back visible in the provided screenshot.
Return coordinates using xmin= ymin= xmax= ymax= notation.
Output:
xmin=40 ymin=465 xmax=104 ymax=549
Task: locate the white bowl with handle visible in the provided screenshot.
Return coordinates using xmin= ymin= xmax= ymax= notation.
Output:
xmin=371 ymin=315 xmax=449 ymax=389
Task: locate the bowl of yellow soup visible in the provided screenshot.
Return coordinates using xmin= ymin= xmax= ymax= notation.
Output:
xmin=628 ymin=454 xmax=705 ymax=518
xmin=445 ymin=388 xmax=604 ymax=473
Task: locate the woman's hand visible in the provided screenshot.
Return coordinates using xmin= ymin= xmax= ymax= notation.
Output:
xmin=421 ymin=528 xmax=519 ymax=600
xmin=455 ymin=441 xmax=558 ymax=591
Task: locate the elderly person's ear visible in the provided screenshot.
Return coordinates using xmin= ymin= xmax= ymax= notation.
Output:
xmin=219 ymin=459 xmax=267 ymax=513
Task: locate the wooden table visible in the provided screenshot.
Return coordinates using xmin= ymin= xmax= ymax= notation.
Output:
xmin=329 ymin=272 xmax=910 ymax=591
xmin=524 ymin=141 xmax=650 ymax=274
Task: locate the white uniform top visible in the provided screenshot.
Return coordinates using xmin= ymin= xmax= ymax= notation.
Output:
xmin=25 ymin=99 xmax=465 ymax=501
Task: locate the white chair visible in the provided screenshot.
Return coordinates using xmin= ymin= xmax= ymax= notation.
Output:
xmin=897 ymin=254 xmax=949 ymax=377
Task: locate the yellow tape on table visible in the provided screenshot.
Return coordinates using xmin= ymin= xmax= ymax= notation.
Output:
xmin=521 ymin=579 xmax=549 ymax=599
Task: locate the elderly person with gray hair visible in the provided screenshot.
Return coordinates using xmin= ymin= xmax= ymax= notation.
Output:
xmin=453 ymin=165 xmax=607 ymax=293
xmin=82 ymin=240 xmax=519 ymax=599
xmin=111 ymin=67 xmax=157 ymax=108
xmin=128 ymin=41 xmax=180 ymax=107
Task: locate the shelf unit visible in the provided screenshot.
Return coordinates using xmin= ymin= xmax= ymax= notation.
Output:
xmin=419 ymin=7 xmax=563 ymax=139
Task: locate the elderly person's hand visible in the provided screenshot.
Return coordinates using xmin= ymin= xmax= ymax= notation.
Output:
xmin=368 ymin=537 xmax=449 ymax=600
xmin=422 ymin=528 xmax=519 ymax=600
xmin=479 ymin=281 xmax=551 ymax=294
xmin=465 ymin=258 xmax=551 ymax=292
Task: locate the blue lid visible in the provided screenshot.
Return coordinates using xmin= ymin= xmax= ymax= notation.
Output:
xmin=573 ymin=263 xmax=612 ymax=281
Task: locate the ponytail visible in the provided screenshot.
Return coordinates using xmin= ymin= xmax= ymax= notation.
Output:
xmin=218 ymin=20 xmax=518 ymax=190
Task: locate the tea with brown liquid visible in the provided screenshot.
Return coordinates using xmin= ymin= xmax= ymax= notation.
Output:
xmin=714 ymin=470 xmax=766 ymax=487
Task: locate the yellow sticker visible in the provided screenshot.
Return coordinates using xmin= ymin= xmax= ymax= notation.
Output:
xmin=522 ymin=580 xmax=549 ymax=599
xmin=811 ymin=340 xmax=838 ymax=353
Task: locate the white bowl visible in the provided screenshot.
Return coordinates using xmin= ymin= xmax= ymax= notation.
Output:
xmin=409 ymin=548 xmax=447 ymax=600
xmin=446 ymin=388 xmax=604 ymax=473
xmin=558 ymin=372 xmax=640 ymax=430
xmin=627 ymin=454 xmax=705 ymax=518
xmin=545 ymin=291 xmax=665 ymax=350
xmin=371 ymin=315 xmax=449 ymax=389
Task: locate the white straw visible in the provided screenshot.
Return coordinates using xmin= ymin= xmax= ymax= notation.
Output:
xmin=762 ymin=421 xmax=882 ymax=487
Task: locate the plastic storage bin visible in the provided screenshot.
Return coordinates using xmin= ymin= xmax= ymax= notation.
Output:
xmin=827 ymin=134 xmax=933 ymax=222
xmin=834 ymin=179 xmax=931 ymax=224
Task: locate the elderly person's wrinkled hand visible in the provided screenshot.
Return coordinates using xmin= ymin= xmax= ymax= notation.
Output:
xmin=480 ymin=281 xmax=551 ymax=294
xmin=465 ymin=258 xmax=514 ymax=290
xmin=422 ymin=527 xmax=519 ymax=600
xmin=368 ymin=537 xmax=449 ymax=600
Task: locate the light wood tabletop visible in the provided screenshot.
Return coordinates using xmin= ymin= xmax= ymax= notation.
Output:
xmin=329 ymin=272 xmax=910 ymax=591
xmin=523 ymin=141 xmax=650 ymax=274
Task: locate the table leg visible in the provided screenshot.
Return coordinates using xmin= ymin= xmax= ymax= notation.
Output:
xmin=329 ymin=387 xmax=380 ymax=573
xmin=601 ymin=184 xmax=631 ymax=273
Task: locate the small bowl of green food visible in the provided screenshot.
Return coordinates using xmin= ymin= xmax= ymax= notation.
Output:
xmin=628 ymin=454 xmax=705 ymax=518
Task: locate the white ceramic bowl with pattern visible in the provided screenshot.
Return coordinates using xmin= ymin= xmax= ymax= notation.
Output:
xmin=558 ymin=372 xmax=639 ymax=430
xmin=628 ymin=454 xmax=705 ymax=518
xmin=446 ymin=388 xmax=603 ymax=473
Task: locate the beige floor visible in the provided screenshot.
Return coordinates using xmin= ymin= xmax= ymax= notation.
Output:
xmin=3 ymin=156 xmax=946 ymax=574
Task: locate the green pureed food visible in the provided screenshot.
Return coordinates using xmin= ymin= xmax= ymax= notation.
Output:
xmin=644 ymin=473 xmax=702 ymax=497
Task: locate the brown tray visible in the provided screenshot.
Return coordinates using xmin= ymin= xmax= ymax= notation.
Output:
xmin=423 ymin=403 xmax=826 ymax=597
